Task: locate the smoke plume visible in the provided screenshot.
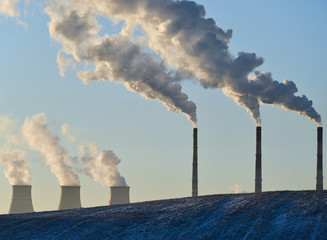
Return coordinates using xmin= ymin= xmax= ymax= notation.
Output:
xmin=79 ymin=143 xmax=127 ymax=186
xmin=0 ymin=116 xmax=31 ymax=185
xmin=0 ymin=151 xmax=31 ymax=185
xmin=90 ymin=0 xmax=321 ymax=126
xmin=6 ymin=0 xmax=320 ymax=126
xmin=45 ymin=1 xmax=197 ymax=126
xmin=21 ymin=113 xmax=79 ymax=186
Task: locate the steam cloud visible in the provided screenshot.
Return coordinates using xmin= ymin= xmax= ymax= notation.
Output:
xmin=2 ymin=0 xmax=321 ymax=127
xmin=89 ymin=0 xmax=320 ymax=126
xmin=0 ymin=151 xmax=31 ymax=185
xmin=45 ymin=1 xmax=197 ymax=126
xmin=0 ymin=113 xmax=125 ymax=187
xmin=0 ymin=0 xmax=20 ymax=17
xmin=42 ymin=0 xmax=320 ymax=126
xmin=0 ymin=116 xmax=31 ymax=185
xmin=79 ymin=143 xmax=127 ymax=186
xmin=22 ymin=113 xmax=80 ymax=186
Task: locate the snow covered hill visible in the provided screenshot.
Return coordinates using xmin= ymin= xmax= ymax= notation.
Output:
xmin=0 ymin=191 xmax=326 ymax=239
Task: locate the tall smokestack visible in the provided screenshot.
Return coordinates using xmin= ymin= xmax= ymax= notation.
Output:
xmin=58 ymin=186 xmax=82 ymax=210
xmin=255 ymin=126 xmax=262 ymax=193
xmin=316 ymin=127 xmax=323 ymax=191
xmin=9 ymin=185 xmax=34 ymax=214
xmin=192 ymin=128 xmax=198 ymax=197
xmin=109 ymin=186 xmax=130 ymax=205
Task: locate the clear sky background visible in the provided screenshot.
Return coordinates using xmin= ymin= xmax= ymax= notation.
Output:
xmin=0 ymin=0 xmax=326 ymax=214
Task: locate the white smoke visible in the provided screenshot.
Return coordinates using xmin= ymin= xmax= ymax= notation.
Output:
xmin=79 ymin=143 xmax=127 ymax=186
xmin=0 ymin=116 xmax=31 ymax=185
xmin=0 ymin=151 xmax=31 ymax=185
xmin=21 ymin=113 xmax=80 ymax=186
xmin=90 ymin=0 xmax=321 ymax=126
xmin=3 ymin=0 xmax=321 ymax=126
xmin=0 ymin=0 xmax=20 ymax=17
xmin=0 ymin=113 xmax=125 ymax=187
xmin=45 ymin=1 xmax=197 ymax=126
xmin=0 ymin=116 xmax=21 ymax=146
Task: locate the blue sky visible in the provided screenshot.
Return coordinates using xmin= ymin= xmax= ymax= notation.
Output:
xmin=0 ymin=0 xmax=326 ymax=214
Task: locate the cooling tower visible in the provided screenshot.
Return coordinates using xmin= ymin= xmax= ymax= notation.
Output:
xmin=9 ymin=185 xmax=34 ymax=214
xmin=316 ymin=127 xmax=323 ymax=191
xmin=109 ymin=186 xmax=130 ymax=205
xmin=192 ymin=127 xmax=198 ymax=197
xmin=255 ymin=126 xmax=262 ymax=193
xmin=58 ymin=186 xmax=82 ymax=210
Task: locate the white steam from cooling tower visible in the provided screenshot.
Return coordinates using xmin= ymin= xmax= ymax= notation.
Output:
xmin=0 ymin=113 xmax=126 ymax=188
xmin=0 ymin=151 xmax=31 ymax=185
xmin=79 ymin=143 xmax=127 ymax=187
xmin=21 ymin=113 xmax=80 ymax=186
xmin=40 ymin=0 xmax=320 ymax=126
xmin=0 ymin=113 xmax=128 ymax=211
xmin=0 ymin=116 xmax=31 ymax=186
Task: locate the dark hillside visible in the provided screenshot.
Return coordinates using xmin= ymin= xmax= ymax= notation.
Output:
xmin=0 ymin=191 xmax=326 ymax=239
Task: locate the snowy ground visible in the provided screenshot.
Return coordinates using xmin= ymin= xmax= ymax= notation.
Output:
xmin=0 ymin=191 xmax=326 ymax=239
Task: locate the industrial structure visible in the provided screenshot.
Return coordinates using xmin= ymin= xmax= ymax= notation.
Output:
xmin=316 ymin=127 xmax=323 ymax=191
xmin=255 ymin=126 xmax=262 ymax=193
xmin=9 ymin=185 xmax=34 ymax=214
xmin=192 ymin=128 xmax=198 ymax=197
xmin=109 ymin=186 xmax=130 ymax=205
xmin=58 ymin=186 xmax=82 ymax=210
xmin=4 ymin=126 xmax=324 ymax=212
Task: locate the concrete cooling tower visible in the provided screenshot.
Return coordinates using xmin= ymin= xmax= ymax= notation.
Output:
xmin=9 ymin=185 xmax=34 ymax=214
xmin=109 ymin=186 xmax=130 ymax=205
xmin=58 ymin=186 xmax=82 ymax=210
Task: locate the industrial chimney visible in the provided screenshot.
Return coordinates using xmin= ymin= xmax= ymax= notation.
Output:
xmin=109 ymin=186 xmax=130 ymax=205
xmin=192 ymin=127 xmax=198 ymax=197
xmin=255 ymin=126 xmax=262 ymax=193
xmin=9 ymin=185 xmax=34 ymax=214
xmin=316 ymin=127 xmax=323 ymax=191
xmin=58 ymin=186 xmax=82 ymax=210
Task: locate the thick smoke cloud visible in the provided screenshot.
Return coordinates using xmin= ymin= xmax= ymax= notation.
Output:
xmin=22 ymin=113 xmax=80 ymax=186
xmin=91 ymin=0 xmax=321 ymax=126
xmin=45 ymin=1 xmax=197 ymax=126
xmin=6 ymin=0 xmax=320 ymax=126
xmin=0 ymin=116 xmax=31 ymax=185
xmin=79 ymin=143 xmax=127 ymax=186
